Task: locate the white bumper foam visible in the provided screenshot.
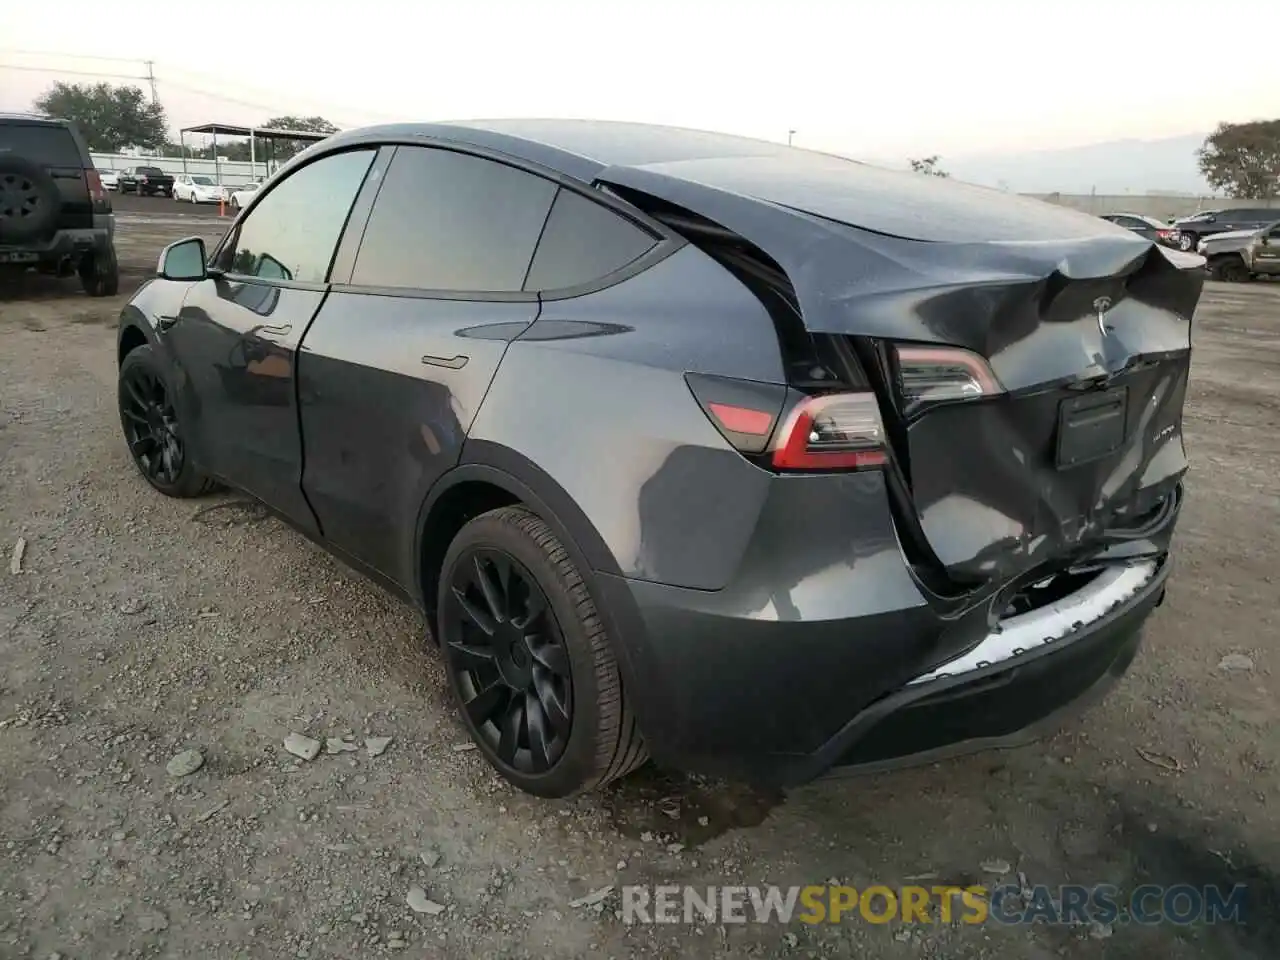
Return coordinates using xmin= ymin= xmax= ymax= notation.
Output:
xmin=907 ymin=561 xmax=1159 ymax=686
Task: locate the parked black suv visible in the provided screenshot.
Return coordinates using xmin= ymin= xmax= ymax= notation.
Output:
xmin=0 ymin=113 xmax=119 ymax=296
xmin=1169 ymin=207 xmax=1279 ymax=252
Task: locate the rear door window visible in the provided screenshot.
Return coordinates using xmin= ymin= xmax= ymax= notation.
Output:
xmin=218 ymin=148 xmax=376 ymax=283
xmin=349 ymin=146 xmax=557 ymax=292
xmin=1 ymin=124 xmax=81 ymax=166
xmin=524 ymin=188 xmax=658 ymax=291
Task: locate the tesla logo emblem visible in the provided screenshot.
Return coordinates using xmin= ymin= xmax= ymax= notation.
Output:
xmin=1093 ymin=296 xmax=1113 ymax=337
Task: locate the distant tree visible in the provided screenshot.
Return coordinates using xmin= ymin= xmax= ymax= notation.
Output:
xmin=909 ymin=155 xmax=950 ymax=178
xmin=259 ymin=115 xmax=339 ymax=161
xmin=1198 ymin=120 xmax=1280 ymax=199
xmin=32 ymin=82 xmax=168 ymax=152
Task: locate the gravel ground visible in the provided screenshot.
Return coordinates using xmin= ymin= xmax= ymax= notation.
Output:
xmin=1 ymin=220 xmax=1278 ymax=959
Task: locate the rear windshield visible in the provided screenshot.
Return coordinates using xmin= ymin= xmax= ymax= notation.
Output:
xmin=192 ymin=176 xmax=214 ymax=185
xmin=137 ymin=166 xmax=164 ymax=175
xmin=0 ymin=123 xmax=81 ymax=166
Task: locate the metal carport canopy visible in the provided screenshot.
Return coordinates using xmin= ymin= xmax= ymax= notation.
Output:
xmin=176 ymin=123 xmax=335 ymax=179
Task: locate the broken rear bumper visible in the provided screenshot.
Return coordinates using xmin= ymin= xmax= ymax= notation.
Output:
xmin=815 ymin=559 xmax=1167 ymax=781
xmin=600 ymin=555 xmax=1169 ymax=789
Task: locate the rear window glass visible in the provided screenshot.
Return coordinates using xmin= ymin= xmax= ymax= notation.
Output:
xmin=524 ymin=188 xmax=657 ymax=291
xmin=138 ymin=166 xmax=164 ymax=175
xmin=0 ymin=124 xmax=81 ymax=166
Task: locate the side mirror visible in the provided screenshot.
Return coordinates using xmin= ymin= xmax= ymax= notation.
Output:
xmin=157 ymin=237 xmax=207 ymax=281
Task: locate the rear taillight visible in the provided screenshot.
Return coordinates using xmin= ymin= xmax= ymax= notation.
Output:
xmin=771 ymin=393 xmax=887 ymax=471
xmin=894 ymin=345 xmax=1004 ymax=416
xmin=85 ymin=169 xmax=105 ymax=201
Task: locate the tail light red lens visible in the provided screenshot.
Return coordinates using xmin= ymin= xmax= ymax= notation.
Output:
xmin=85 ymin=169 xmax=105 ymax=201
xmin=771 ymin=393 xmax=887 ymax=471
xmin=894 ymin=345 xmax=1004 ymax=415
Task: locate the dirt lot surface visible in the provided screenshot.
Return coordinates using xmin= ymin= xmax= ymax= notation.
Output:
xmin=1 ymin=218 xmax=1278 ymax=959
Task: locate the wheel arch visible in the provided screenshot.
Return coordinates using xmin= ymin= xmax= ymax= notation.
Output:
xmin=117 ymin=313 xmax=152 ymax=366
xmin=414 ymin=441 xmax=626 ymax=624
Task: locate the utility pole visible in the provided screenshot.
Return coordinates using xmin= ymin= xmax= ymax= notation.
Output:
xmin=787 ymin=129 xmax=796 ymax=146
xmin=144 ymin=60 xmax=157 ymax=103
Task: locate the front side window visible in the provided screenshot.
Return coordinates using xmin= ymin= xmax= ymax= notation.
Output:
xmin=350 ymin=146 xmax=557 ymax=292
xmin=524 ymin=187 xmax=658 ymax=291
xmin=220 ymin=148 xmax=375 ymax=283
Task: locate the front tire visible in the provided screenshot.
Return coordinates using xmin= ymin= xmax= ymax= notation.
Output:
xmin=438 ymin=506 xmax=647 ymax=798
xmin=118 ymin=345 xmax=217 ymax=498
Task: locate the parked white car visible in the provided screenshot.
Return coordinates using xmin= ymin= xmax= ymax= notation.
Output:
xmin=173 ymin=175 xmax=228 ymax=204
xmin=97 ymin=168 xmax=120 ymax=191
xmin=228 ymin=181 xmax=262 ymax=209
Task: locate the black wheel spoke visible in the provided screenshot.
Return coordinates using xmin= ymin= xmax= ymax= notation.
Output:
xmin=530 ymin=638 xmax=569 ymax=678
xmin=128 ymin=436 xmax=154 ymax=454
xmin=525 ymin=690 xmax=551 ymax=771
xmin=473 ymin=555 xmax=507 ymax=624
xmin=497 ymin=696 xmax=523 ymax=762
xmin=124 ymin=378 xmax=148 ymax=409
xmin=464 ymin=682 xmax=506 ymax=726
xmin=122 ymin=408 xmax=149 ymax=426
xmin=532 ymin=668 xmax=571 ymax=735
xmin=447 ymin=639 xmax=495 ymax=667
xmin=512 ymin=589 xmax=545 ymax=630
xmin=452 ymin=586 xmax=496 ymax=635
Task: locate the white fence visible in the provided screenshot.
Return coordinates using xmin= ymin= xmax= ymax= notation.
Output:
xmin=89 ymin=153 xmax=279 ymax=187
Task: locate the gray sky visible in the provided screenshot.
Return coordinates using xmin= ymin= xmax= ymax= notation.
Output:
xmin=0 ymin=0 xmax=1268 ymax=160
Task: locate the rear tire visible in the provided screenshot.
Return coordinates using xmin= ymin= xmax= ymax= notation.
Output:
xmin=79 ymin=245 xmax=120 ymax=297
xmin=438 ymin=506 xmax=648 ymax=798
xmin=1210 ymin=255 xmax=1251 ymax=283
xmin=118 ymin=345 xmax=217 ymax=498
xmin=0 ymin=155 xmax=60 ymax=244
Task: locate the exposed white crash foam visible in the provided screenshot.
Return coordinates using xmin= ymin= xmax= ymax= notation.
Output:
xmin=907 ymin=561 xmax=1158 ymax=686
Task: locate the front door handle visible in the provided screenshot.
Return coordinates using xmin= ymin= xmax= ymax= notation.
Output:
xmin=256 ymin=324 xmax=293 ymax=338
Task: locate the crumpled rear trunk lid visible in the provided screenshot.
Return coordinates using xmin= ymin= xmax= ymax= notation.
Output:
xmin=598 ymin=159 xmax=1204 ymax=590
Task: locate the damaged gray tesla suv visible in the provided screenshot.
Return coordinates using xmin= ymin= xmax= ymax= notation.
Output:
xmin=116 ymin=120 xmax=1203 ymax=797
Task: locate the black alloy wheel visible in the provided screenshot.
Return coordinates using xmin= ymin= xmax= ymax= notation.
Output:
xmin=117 ymin=346 xmax=217 ymax=498
xmin=120 ymin=362 xmax=184 ymax=486
xmin=443 ymin=547 xmax=574 ymax=775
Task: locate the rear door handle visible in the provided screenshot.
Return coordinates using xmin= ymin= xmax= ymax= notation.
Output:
xmin=256 ymin=324 xmax=292 ymax=338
